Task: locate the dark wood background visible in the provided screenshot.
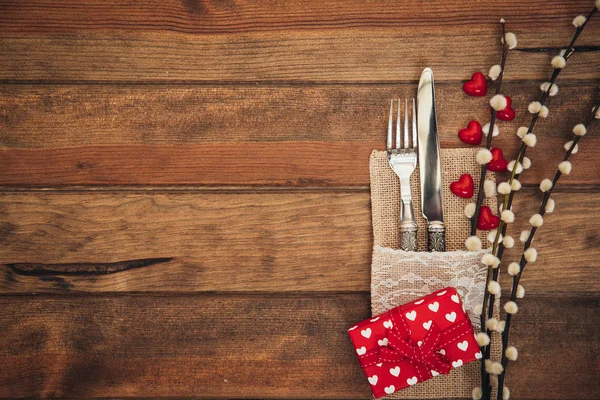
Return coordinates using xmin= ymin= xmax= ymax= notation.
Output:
xmin=0 ymin=1 xmax=599 ymax=398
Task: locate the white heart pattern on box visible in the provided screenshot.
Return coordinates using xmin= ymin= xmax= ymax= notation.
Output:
xmin=368 ymin=375 xmax=378 ymax=385
xmin=457 ymin=340 xmax=469 ymax=351
xmin=348 ymin=288 xmax=481 ymax=398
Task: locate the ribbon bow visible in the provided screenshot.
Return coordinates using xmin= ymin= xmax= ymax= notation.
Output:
xmin=360 ymin=306 xmax=472 ymax=381
xmin=379 ymin=322 xmax=452 ymax=379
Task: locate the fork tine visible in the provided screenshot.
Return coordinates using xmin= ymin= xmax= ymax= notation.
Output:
xmin=404 ymin=98 xmax=409 ymax=149
xmin=412 ymin=98 xmax=417 ymax=149
xmin=387 ymin=99 xmax=393 ymax=150
xmin=396 ymin=98 xmax=401 ymax=149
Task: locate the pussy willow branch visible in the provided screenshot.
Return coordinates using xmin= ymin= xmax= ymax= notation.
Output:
xmin=479 ymin=9 xmax=597 ymax=399
xmin=496 ymin=104 xmax=599 ymax=400
xmin=479 ymin=21 xmax=508 ymax=337
xmin=484 ymin=4 xmax=598 ymax=348
xmin=491 ymin=5 xmax=598 ymax=261
xmin=471 ymin=21 xmax=508 ymax=239
xmin=476 ymin=20 xmax=509 ymax=400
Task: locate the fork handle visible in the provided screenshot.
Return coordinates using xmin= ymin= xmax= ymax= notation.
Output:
xmin=401 ymin=224 xmax=418 ymax=251
xmin=400 ymin=198 xmax=418 ymax=251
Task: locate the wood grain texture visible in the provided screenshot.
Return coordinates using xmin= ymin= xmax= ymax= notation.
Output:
xmin=0 ymin=0 xmax=598 ymax=82
xmin=0 ymin=0 xmax=597 ymax=35
xmin=2 ymin=83 xmax=596 ymax=146
xmin=508 ymin=296 xmax=600 ymax=400
xmin=1 ymin=190 xmax=597 ymax=294
xmin=1 ymin=83 xmax=598 ymax=187
xmin=0 ymin=191 xmax=373 ymax=293
xmin=1 ymin=1 xmax=598 ymax=398
xmin=0 ymin=294 xmax=597 ymax=399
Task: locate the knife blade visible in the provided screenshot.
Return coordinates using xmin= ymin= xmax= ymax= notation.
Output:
xmin=417 ymin=68 xmax=446 ymax=252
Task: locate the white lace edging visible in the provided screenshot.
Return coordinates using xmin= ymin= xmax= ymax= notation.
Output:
xmin=371 ymin=246 xmax=491 ymax=326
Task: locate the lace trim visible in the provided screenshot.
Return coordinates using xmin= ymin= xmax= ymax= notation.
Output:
xmin=371 ymin=246 xmax=490 ymax=327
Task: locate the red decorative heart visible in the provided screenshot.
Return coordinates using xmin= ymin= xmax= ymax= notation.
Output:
xmin=463 ymin=72 xmax=487 ymax=97
xmin=458 ymin=120 xmax=483 ymax=145
xmin=487 ymin=147 xmax=508 ymax=172
xmin=450 ymin=174 xmax=474 ymax=198
xmin=477 ymin=206 xmax=500 ymax=230
xmin=494 ymin=95 xmax=515 ymax=121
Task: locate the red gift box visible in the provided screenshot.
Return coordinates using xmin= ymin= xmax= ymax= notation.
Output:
xmin=348 ymin=287 xmax=481 ymax=398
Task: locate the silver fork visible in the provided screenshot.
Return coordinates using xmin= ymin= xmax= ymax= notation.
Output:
xmin=387 ymin=98 xmax=418 ymax=251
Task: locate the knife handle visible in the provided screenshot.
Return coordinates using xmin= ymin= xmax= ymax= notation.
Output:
xmin=427 ymin=221 xmax=446 ymax=252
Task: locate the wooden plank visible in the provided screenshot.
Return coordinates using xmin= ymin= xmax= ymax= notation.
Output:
xmin=0 ymin=191 xmax=373 ymax=293
xmin=1 ymin=83 xmax=598 ymax=187
xmin=2 ymin=83 xmax=595 ymax=146
xmin=0 ymin=0 xmax=596 ymax=35
xmin=0 ymin=293 xmax=597 ymax=398
xmin=1 ymin=190 xmax=597 ymax=294
xmin=507 ymin=295 xmax=600 ymax=400
xmin=1 ymin=34 xmax=596 ymax=84
xmin=0 ymin=0 xmax=598 ymax=82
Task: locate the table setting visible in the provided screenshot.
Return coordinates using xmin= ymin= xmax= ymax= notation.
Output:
xmin=346 ymin=7 xmax=599 ymax=400
xmin=354 ymin=66 xmax=501 ymax=399
xmin=0 ymin=1 xmax=599 ymax=399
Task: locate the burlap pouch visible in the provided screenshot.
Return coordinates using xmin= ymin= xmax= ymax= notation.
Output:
xmin=369 ymin=148 xmax=499 ymax=399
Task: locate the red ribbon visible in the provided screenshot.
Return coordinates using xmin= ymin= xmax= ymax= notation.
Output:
xmin=358 ymin=306 xmax=473 ymax=381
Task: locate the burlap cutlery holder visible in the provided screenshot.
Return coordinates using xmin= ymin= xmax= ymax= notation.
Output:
xmin=369 ymin=148 xmax=499 ymax=399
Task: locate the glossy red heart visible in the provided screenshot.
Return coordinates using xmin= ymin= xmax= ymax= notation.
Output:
xmin=458 ymin=120 xmax=483 ymax=145
xmin=477 ymin=206 xmax=500 ymax=230
xmin=463 ymin=72 xmax=487 ymax=96
xmin=494 ymin=95 xmax=516 ymax=121
xmin=450 ymin=174 xmax=474 ymax=198
xmin=487 ymin=147 xmax=508 ymax=172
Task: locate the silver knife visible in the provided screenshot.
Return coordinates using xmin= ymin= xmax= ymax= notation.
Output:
xmin=417 ymin=68 xmax=445 ymax=252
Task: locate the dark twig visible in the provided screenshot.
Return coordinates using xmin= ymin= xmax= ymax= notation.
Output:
xmin=471 ymin=21 xmax=508 ymax=238
xmin=473 ymin=19 xmax=511 ymax=400
xmin=480 ymin=9 xmax=597 ymax=400
xmin=492 ymin=6 xmax=598 ymax=262
xmin=495 ymin=104 xmax=598 ymax=400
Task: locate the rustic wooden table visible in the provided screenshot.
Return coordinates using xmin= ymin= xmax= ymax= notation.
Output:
xmin=0 ymin=1 xmax=598 ymax=398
